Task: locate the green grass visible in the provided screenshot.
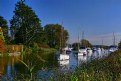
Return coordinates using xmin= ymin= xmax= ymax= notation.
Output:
xmin=39 ymin=48 xmax=57 ymax=55
xmin=75 ymin=49 xmax=121 ymax=81
xmin=0 ymin=52 xmax=10 ymax=57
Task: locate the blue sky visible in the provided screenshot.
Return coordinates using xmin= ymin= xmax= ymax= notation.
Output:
xmin=0 ymin=0 xmax=121 ymax=45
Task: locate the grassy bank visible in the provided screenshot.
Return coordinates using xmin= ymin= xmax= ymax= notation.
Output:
xmin=40 ymin=48 xmax=57 ymax=54
xmin=76 ymin=49 xmax=121 ymax=81
xmin=49 ymin=49 xmax=121 ymax=81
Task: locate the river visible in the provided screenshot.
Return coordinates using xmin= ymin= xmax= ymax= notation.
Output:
xmin=0 ymin=49 xmax=110 ymax=80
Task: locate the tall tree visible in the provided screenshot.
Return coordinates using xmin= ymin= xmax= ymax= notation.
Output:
xmin=0 ymin=16 xmax=8 ymax=43
xmin=80 ymin=39 xmax=92 ymax=47
xmin=10 ymin=1 xmax=44 ymax=45
xmin=72 ymin=42 xmax=80 ymax=50
xmin=44 ymin=24 xmax=69 ymax=48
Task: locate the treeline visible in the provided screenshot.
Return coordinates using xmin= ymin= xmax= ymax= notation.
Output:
xmin=72 ymin=39 xmax=92 ymax=50
xmin=0 ymin=1 xmax=69 ymax=49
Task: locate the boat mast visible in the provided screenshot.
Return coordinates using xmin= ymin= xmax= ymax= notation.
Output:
xmin=102 ymin=38 xmax=103 ymax=48
xmin=113 ymin=32 xmax=115 ymax=45
xmin=78 ymin=31 xmax=80 ymax=50
xmin=77 ymin=26 xmax=80 ymax=50
xmin=82 ymin=31 xmax=84 ymax=46
xmin=60 ymin=22 xmax=63 ymax=49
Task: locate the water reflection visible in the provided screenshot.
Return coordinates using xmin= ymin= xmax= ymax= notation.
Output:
xmin=58 ymin=60 xmax=69 ymax=71
xmin=77 ymin=55 xmax=87 ymax=65
xmin=0 ymin=58 xmax=6 ymax=76
xmin=58 ymin=49 xmax=109 ymax=71
xmin=58 ymin=54 xmax=89 ymax=71
xmin=0 ymin=56 xmax=20 ymax=79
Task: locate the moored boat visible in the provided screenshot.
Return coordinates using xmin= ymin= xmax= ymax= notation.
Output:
xmin=56 ymin=49 xmax=69 ymax=61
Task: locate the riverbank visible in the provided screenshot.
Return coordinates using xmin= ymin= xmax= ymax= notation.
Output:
xmin=14 ymin=49 xmax=121 ymax=81
xmin=50 ymin=49 xmax=121 ymax=81
xmin=1 ymin=48 xmax=121 ymax=81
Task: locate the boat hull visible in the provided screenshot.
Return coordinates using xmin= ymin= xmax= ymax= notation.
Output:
xmin=58 ymin=54 xmax=69 ymax=61
xmin=77 ymin=52 xmax=84 ymax=56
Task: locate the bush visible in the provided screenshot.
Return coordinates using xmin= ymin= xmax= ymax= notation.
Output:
xmin=0 ymin=38 xmax=6 ymax=53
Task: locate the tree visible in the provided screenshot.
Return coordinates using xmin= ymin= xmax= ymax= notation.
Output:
xmin=0 ymin=38 xmax=6 ymax=53
xmin=80 ymin=39 xmax=92 ymax=47
xmin=118 ymin=41 xmax=121 ymax=49
xmin=0 ymin=16 xmax=8 ymax=43
xmin=44 ymin=24 xmax=69 ymax=48
xmin=72 ymin=42 xmax=80 ymax=50
xmin=10 ymin=1 xmax=45 ymax=45
xmin=0 ymin=27 xmax=5 ymax=52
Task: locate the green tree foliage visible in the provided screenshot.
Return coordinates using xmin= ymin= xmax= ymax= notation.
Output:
xmin=44 ymin=24 xmax=69 ymax=48
xmin=72 ymin=42 xmax=80 ymax=50
xmin=118 ymin=41 xmax=121 ymax=49
xmin=80 ymin=39 xmax=92 ymax=47
xmin=0 ymin=16 xmax=8 ymax=43
xmin=10 ymin=1 xmax=45 ymax=45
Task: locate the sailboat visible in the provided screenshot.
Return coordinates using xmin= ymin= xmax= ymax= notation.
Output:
xmin=77 ymin=31 xmax=86 ymax=56
xmin=57 ymin=26 xmax=69 ymax=61
xmin=108 ymin=32 xmax=118 ymax=53
xmin=78 ymin=46 xmax=87 ymax=56
xmin=64 ymin=40 xmax=72 ymax=54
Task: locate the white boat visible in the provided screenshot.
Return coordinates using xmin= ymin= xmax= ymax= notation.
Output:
xmin=108 ymin=45 xmax=118 ymax=53
xmin=64 ymin=46 xmax=72 ymax=54
xmin=78 ymin=46 xmax=87 ymax=56
xmin=56 ymin=26 xmax=70 ymax=61
xmin=78 ymin=50 xmax=84 ymax=55
xmin=57 ymin=54 xmax=69 ymax=61
xmin=57 ymin=49 xmax=69 ymax=61
xmin=87 ymin=48 xmax=92 ymax=56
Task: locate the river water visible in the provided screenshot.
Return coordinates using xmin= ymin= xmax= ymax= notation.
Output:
xmin=0 ymin=50 xmax=109 ymax=80
xmin=0 ymin=56 xmax=20 ymax=80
